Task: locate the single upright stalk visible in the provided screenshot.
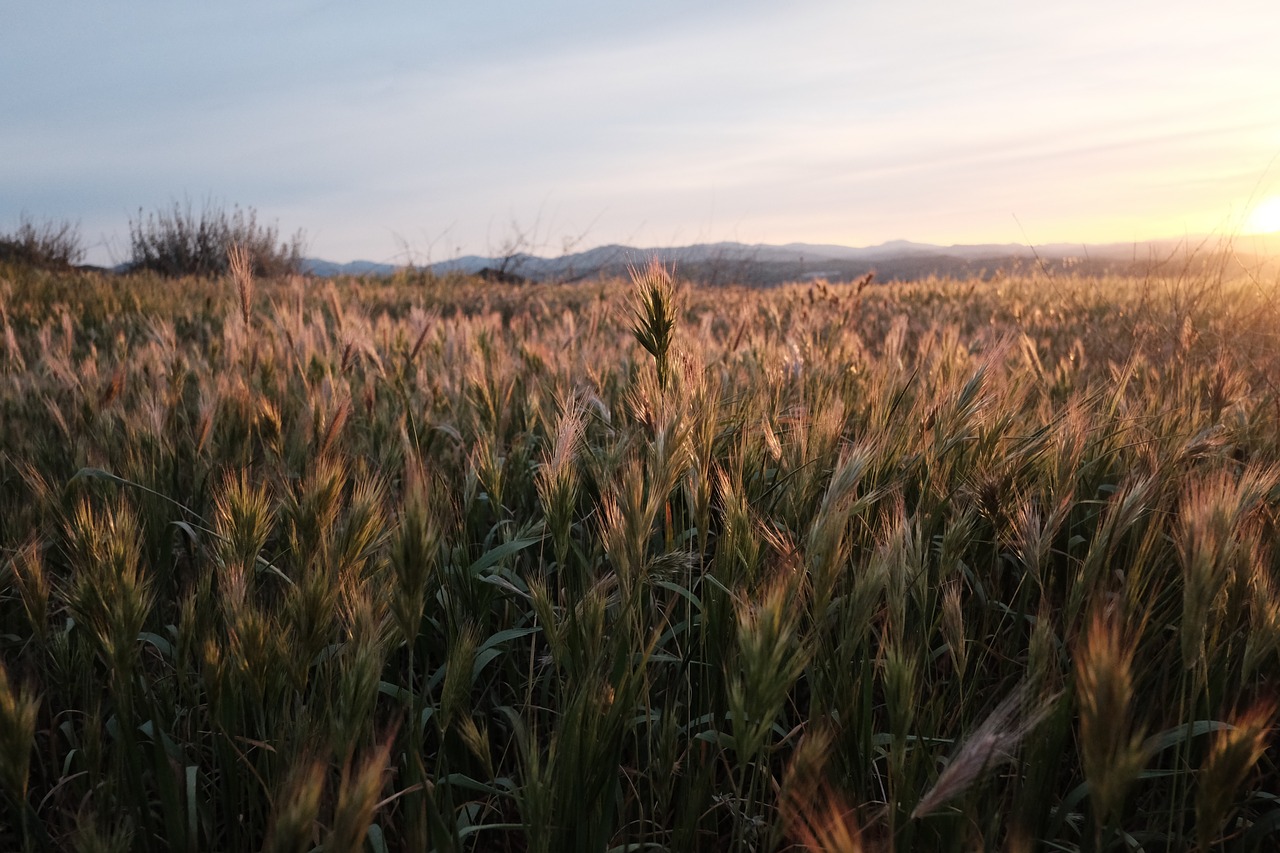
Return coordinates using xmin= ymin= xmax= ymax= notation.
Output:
xmin=629 ymin=260 xmax=679 ymax=391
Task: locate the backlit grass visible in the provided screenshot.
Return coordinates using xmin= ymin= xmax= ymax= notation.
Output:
xmin=0 ymin=259 xmax=1278 ymax=851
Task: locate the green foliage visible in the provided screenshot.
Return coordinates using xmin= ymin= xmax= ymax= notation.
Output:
xmin=0 ymin=259 xmax=1278 ymax=851
xmin=127 ymin=200 xmax=304 ymax=278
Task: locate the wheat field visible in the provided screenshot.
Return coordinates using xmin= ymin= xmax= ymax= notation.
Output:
xmin=1 ymin=258 xmax=1278 ymax=851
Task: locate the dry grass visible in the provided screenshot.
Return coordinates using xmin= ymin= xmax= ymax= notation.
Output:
xmin=0 ymin=260 xmax=1278 ymax=851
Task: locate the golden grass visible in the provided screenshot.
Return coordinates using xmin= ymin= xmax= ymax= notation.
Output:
xmin=0 ymin=260 xmax=1277 ymax=850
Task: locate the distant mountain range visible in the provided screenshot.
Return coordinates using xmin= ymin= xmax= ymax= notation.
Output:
xmin=302 ymin=235 xmax=1277 ymax=285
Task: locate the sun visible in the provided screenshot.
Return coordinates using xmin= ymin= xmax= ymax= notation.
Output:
xmin=1245 ymin=196 xmax=1280 ymax=234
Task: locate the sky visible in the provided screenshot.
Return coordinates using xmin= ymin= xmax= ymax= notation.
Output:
xmin=4 ymin=1 xmax=1280 ymax=266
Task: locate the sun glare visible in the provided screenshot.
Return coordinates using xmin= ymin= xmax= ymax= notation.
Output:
xmin=1245 ymin=196 xmax=1280 ymax=234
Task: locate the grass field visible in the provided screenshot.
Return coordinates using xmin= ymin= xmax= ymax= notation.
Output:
xmin=1 ymin=258 xmax=1278 ymax=851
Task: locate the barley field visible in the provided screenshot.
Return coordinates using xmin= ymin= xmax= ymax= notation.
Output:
xmin=1 ymin=259 xmax=1278 ymax=851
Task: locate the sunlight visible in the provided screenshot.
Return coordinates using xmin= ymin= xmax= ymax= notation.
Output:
xmin=1245 ymin=196 xmax=1280 ymax=234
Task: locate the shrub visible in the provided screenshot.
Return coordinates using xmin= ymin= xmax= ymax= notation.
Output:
xmin=0 ymin=216 xmax=84 ymax=269
xmin=128 ymin=200 xmax=305 ymax=278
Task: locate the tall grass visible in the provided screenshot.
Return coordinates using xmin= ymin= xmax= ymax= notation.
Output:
xmin=0 ymin=258 xmax=1278 ymax=850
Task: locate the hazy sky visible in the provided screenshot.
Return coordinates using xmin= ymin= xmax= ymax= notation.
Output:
xmin=4 ymin=1 xmax=1280 ymax=264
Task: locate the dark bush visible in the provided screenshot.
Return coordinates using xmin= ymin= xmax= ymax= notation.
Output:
xmin=0 ymin=216 xmax=85 ymax=269
xmin=128 ymin=201 xmax=305 ymax=278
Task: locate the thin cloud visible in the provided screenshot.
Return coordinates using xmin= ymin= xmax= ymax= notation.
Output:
xmin=2 ymin=1 xmax=1278 ymax=262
